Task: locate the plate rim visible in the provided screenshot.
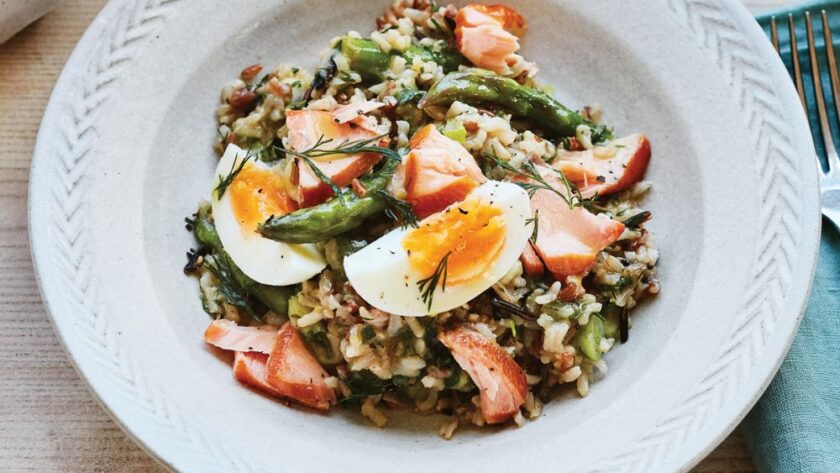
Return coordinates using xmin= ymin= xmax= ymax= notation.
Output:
xmin=27 ymin=0 xmax=822 ymax=472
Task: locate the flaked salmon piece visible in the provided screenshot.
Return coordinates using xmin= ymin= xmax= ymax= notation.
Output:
xmin=456 ymin=4 xmax=527 ymax=36
xmin=331 ymin=100 xmax=385 ymax=125
xmin=204 ymin=319 xmax=276 ymax=354
xmin=552 ymin=134 xmax=651 ymax=198
xmin=403 ymin=124 xmax=486 ymax=218
xmin=457 ymin=25 xmax=520 ymax=75
xmin=519 ymin=242 xmax=545 ymax=277
xmin=298 ymin=154 xmax=383 ymax=207
xmin=438 ymin=325 xmax=527 ymax=424
xmin=455 ymin=4 xmax=526 ymax=75
xmin=233 ymin=351 xmax=288 ymax=398
xmin=530 ymin=166 xmax=625 ymax=277
xmin=266 ymin=323 xmax=336 ymax=411
xmin=286 ymin=110 xmax=388 ymax=207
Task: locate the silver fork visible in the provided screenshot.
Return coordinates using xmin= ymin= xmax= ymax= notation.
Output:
xmin=772 ymin=11 xmax=840 ymax=230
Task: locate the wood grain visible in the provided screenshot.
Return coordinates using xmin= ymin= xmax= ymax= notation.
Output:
xmin=0 ymin=0 xmax=786 ymax=471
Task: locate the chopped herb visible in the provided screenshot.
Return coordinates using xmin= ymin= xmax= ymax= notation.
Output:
xmin=376 ymin=190 xmax=419 ymax=229
xmin=362 ymin=325 xmax=376 ymax=342
xmin=214 ymin=153 xmax=251 ymax=199
xmin=203 ymin=253 xmax=258 ymax=320
xmin=394 ymin=88 xmax=426 ymax=105
xmin=417 ymin=252 xmax=451 ymax=311
xmin=525 ymin=209 xmax=539 ymax=243
xmin=248 ymin=73 xmax=271 ymax=93
xmin=304 ymin=56 xmax=337 ymax=102
xmin=290 ymin=80 xmax=301 ymax=88
xmin=444 ymin=369 xmax=463 ymax=388
xmin=342 ymin=369 xmax=394 ymax=400
xmin=507 ymin=319 xmax=517 ymax=337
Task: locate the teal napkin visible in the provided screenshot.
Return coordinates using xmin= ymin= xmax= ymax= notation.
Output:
xmin=746 ymin=4 xmax=840 ymax=472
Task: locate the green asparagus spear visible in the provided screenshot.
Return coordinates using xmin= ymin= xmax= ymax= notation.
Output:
xmin=193 ymin=203 xmax=222 ymax=249
xmin=420 ymin=69 xmax=611 ymax=142
xmin=341 ymin=38 xmax=392 ymax=82
xmin=259 ymin=159 xmax=399 ymax=243
xmin=193 ymin=203 xmax=295 ymax=316
xmin=341 ymin=37 xmax=467 ymax=83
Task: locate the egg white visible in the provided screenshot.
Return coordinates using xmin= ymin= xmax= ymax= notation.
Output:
xmin=344 ymin=181 xmax=533 ymax=316
xmin=211 ymin=144 xmax=326 ymax=286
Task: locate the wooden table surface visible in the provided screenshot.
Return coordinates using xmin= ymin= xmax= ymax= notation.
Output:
xmin=0 ymin=0 xmax=795 ymax=471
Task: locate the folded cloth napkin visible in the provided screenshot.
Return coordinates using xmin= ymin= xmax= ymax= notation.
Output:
xmin=745 ymin=4 xmax=840 ymax=472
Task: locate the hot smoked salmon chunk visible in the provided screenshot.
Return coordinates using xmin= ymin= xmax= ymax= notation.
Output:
xmin=204 ymin=319 xmax=277 ymax=354
xmin=266 ymin=323 xmax=336 ymax=411
xmin=438 ymin=326 xmax=527 ymax=424
xmin=529 ymin=166 xmax=625 ymax=277
xmin=519 ymin=242 xmax=545 ymax=277
xmin=233 ymin=351 xmax=288 ymax=398
xmin=403 ymin=124 xmax=486 ymax=218
xmin=286 ymin=110 xmax=387 ymax=207
xmin=455 ymin=4 xmax=527 ymax=75
xmin=552 ymin=134 xmax=651 ymax=198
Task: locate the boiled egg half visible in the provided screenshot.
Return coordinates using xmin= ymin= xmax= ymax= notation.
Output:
xmin=344 ymin=181 xmax=533 ymax=316
xmin=211 ymin=144 xmax=326 ymax=285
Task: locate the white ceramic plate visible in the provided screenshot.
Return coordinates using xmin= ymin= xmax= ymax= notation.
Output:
xmin=29 ymin=1 xmax=821 ymax=472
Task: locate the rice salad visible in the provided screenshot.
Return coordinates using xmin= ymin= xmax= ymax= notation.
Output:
xmin=185 ymin=0 xmax=659 ymax=438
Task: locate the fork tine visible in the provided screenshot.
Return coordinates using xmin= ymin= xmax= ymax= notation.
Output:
xmin=789 ymin=14 xmax=807 ymax=110
xmin=821 ymin=10 xmax=840 ymax=175
xmin=771 ymin=16 xmax=781 ymax=53
xmin=806 ymin=11 xmax=839 ymax=172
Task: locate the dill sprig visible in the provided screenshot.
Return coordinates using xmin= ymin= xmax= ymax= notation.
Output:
xmin=484 ymin=154 xmax=601 ymax=211
xmin=375 ymin=190 xmax=419 ymax=229
xmin=525 ymin=209 xmax=539 ymax=243
xmin=277 ymin=134 xmax=403 ymax=206
xmin=417 ymin=252 xmax=451 ymax=311
xmin=203 ymin=253 xmax=259 ymax=321
xmin=214 ymin=153 xmax=252 ymax=199
xmin=278 ymin=133 xmax=402 ymax=164
xmin=296 ymin=153 xmax=346 ymax=206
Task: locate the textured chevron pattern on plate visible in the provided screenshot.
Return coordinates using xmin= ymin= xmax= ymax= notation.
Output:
xmin=40 ymin=0 xmax=259 ymax=471
xmin=589 ymin=1 xmax=802 ymax=471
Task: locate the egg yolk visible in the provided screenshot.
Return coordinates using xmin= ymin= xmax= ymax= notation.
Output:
xmin=229 ymin=163 xmax=297 ymax=232
xmin=403 ymin=198 xmax=506 ymax=285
